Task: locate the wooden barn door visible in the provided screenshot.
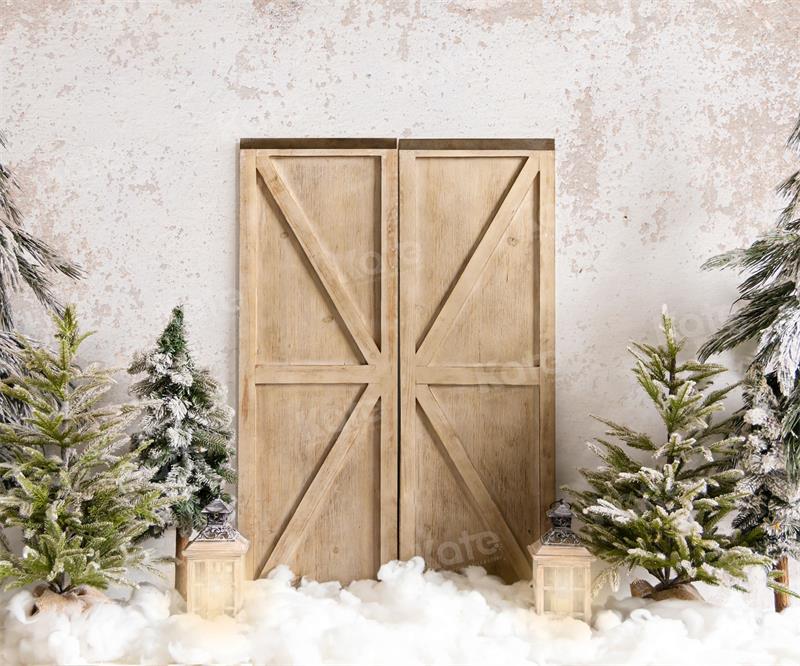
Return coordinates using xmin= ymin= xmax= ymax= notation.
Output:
xmin=398 ymin=140 xmax=555 ymax=582
xmin=238 ymin=140 xmax=398 ymax=582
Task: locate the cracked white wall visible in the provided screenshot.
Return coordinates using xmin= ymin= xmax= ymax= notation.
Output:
xmin=1 ymin=0 xmax=798 ymax=603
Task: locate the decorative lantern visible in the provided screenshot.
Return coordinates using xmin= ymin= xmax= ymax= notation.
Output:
xmin=183 ymin=499 xmax=250 ymax=619
xmin=528 ymin=500 xmax=594 ymax=622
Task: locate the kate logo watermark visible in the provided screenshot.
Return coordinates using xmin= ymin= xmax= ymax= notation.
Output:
xmin=419 ymin=530 xmax=503 ymax=568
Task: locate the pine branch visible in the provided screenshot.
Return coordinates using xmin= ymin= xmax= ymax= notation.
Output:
xmin=0 ymin=133 xmax=84 ymax=331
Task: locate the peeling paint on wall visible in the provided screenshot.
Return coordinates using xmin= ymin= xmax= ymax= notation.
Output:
xmin=1 ymin=0 xmax=798 ymax=602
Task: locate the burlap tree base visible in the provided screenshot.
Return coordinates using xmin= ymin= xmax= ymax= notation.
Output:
xmin=30 ymin=585 xmax=110 ymax=616
xmin=630 ymin=579 xmax=703 ymax=602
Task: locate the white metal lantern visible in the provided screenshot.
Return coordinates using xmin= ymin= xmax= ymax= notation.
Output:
xmin=184 ymin=499 xmax=250 ymax=619
xmin=528 ymin=500 xmax=594 ymax=622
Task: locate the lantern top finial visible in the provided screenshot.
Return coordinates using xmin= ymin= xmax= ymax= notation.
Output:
xmin=541 ymin=499 xmax=582 ymax=546
xmin=196 ymin=498 xmax=237 ymax=541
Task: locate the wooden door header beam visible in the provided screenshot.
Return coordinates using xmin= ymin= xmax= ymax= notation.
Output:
xmin=239 ymin=138 xmax=555 ymax=151
xmin=240 ymin=138 xmax=397 ymax=150
xmin=400 ymin=138 xmax=554 ymax=150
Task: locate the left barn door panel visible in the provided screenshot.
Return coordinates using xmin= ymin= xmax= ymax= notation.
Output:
xmin=238 ymin=141 xmax=399 ymax=583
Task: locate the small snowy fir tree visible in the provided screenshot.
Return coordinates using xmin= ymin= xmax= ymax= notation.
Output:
xmin=129 ymin=306 xmax=235 ymax=557
xmin=568 ymin=309 xmax=770 ymax=595
xmin=0 ymin=306 xmax=169 ymax=593
xmin=699 ymin=115 xmax=800 ymax=476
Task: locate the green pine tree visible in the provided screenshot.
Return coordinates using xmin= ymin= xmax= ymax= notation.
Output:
xmin=567 ymin=309 xmax=770 ymax=594
xmin=0 ymin=306 xmax=171 ymax=593
xmin=129 ymin=305 xmax=236 ymax=540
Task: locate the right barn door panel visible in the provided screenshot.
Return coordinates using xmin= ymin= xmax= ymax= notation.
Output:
xmin=398 ymin=140 xmax=555 ymax=582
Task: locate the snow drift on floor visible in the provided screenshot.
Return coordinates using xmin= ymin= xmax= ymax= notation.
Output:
xmin=1 ymin=557 xmax=799 ymax=665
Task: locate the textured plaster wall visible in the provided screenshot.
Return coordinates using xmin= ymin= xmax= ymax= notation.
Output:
xmin=1 ymin=0 xmax=799 ymax=601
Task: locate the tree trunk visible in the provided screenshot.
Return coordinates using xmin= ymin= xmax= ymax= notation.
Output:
xmin=175 ymin=531 xmax=190 ymax=600
xmin=774 ymin=555 xmax=790 ymax=613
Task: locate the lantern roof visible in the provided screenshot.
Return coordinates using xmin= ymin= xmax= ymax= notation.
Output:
xmin=184 ymin=532 xmax=250 ymax=559
xmin=528 ymin=539 xmax=593 ymax=559
xmin=529 ymin=499 xmax=594 ymax=559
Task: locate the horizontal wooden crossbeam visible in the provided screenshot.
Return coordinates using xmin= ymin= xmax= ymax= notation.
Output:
xmin=416 ymin=366 xmax=539 ymax=386
xmin=255 ymin=364 xmax=380 ymax=384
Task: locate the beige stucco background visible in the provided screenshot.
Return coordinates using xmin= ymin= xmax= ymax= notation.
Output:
xmin=1 ymin=0 xmax=798 ymax=606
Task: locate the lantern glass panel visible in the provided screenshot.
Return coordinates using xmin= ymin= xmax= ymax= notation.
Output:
xmin=556 ymin=567 xmax=570 ymax=588
xmin=573 ymin=566 xmax=586 ymax=589
xmin=206 ymin=560 xmax=236 ymax=618
xmin=192 ymin=561 xmax=208 ymax=618
xmin=537 ymin=564 xmax=591 ymax=617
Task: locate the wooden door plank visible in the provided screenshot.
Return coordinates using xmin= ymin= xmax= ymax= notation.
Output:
xmin=238 ymin=149 xmax=259 ymax=579
xmin=254 ymin=364 xmax=379 ymax=384
xmin=398 ymin=150 xmax=418 ymax=560
xmin=257 ymin=157 xmax=381 ymax=365
xmin=538 ymin=150 xmax=556 ymax=536
xmin=416 ymin=385 xmax=531 ymax=579
xmin=416 ymin=366 xmax=540 ymax=386
xmin=380 ymin=151 xmax=399 ymax=564
xmin=415 ymin=156 xmax=539 ymax=366
xmin=262 ymin=383 xmax=382 ymax=575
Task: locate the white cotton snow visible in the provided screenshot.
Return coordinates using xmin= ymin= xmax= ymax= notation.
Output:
xmin=2 ymin=557 xmax=800 ymax=665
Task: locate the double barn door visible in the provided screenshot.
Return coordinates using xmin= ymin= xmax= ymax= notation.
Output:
xmin=239 ymin=139 xmax=554 ymax=584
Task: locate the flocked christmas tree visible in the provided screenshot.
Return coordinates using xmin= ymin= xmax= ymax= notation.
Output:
xmin=0 ymin=306 xmax=169 ymax=594
xmin=0 ymin=133 xmax=83 ymax=427
xmin=567 ymin=309 xmax=769 ymax=597
xmin=698 ymin=115 xmax=800 ymax=610
xmin=129 ymin=305 xmax=235 ymax=593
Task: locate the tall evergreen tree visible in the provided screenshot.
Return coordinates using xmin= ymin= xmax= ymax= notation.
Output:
xmin=567 ymin=310 xmax=769 ymax=596
xmin=0 ymin=306 xmax=169 ymax=593
xmin=699 ymin=116 xmax=800 ymax=475
xmin=0 ymin=133 xmax=83 ymax=427
xmin=128 ymin=306 xmax=235 ymax=591
xmin=699 ymin=115 xmax=800 ymax=608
